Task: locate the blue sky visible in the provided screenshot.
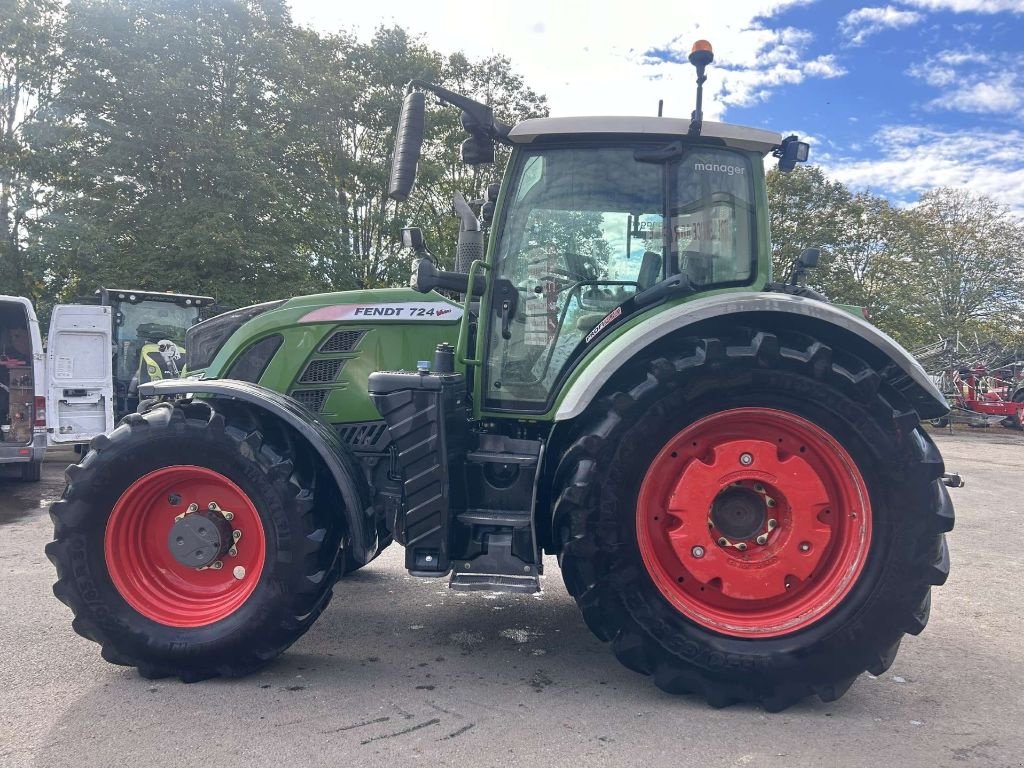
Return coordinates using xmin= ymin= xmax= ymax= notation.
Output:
xmin=290 ymin=0 xmax=1024 ymax=212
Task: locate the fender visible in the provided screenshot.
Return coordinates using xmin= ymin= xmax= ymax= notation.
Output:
xmin=554 ymin=292 xmax=948 ymax=421
xmin=139 ymin=378 xmax=377 ymax=564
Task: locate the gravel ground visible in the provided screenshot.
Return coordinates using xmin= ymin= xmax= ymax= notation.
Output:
xmin=0 ymin=431 xmax=1022 ymax=768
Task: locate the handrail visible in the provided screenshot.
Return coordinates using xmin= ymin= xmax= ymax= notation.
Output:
xmin=457 ymin=259 xmax=491 ymax=366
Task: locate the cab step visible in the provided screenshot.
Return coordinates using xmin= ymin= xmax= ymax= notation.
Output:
xmin=448 ymin=532 xmax=541 ymax=593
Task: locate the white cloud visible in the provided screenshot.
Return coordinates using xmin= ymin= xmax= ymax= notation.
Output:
xmin=934 ymin=73 xmax=1022 ymax=112
xmin=287 ymin=0 xmax=839 ymax=120
xmin=804 ymin=54 xmax=848 ymax=78
xmin=900 ymin=0 xmax=1024 ymax=12
xmin=839 ymin=6 xmax=924 ymax=45
xmin=907 ymin=49 xmax=1024 ymax=115
xmin=819 ymin=125 xmax=1024 ymax=213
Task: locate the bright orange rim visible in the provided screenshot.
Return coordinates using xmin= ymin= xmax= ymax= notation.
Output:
xmin=636 ymin=408 xmax=872 ymax=637
xmin=104 ymin=465 xmax=266 ymax=627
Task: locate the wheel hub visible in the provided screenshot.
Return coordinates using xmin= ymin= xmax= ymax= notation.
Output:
xmin=167 ymin=507 xmax=233 ymax=569
xmin=105 ymin=466 xmax=265 ymax=628
xmin=710 ymin=486 xmax=766 ymax=540
xmin=636 ymin=408 xmax=873 ymax=637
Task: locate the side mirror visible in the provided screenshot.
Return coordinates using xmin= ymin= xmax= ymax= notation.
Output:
xmin=401 ymin=226 xmax=426 ymax=253
xmin=790 ymin=247 xmax=821 ymax=287
xmin=461 ymin=134 xmax=495 ymax=165
xmin=798 ymin=247 xmax=820 ymax=269
xmin=481 ymin=183 xmax=500 ymax=225
xmin=775 ymin=135 xmax=810 ymax=173
xmin=388 ymin=90 xmax=426 ymax=202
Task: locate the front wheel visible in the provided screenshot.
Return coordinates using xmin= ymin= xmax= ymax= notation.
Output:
xmin=46 ymin=402 xmax=345 ymax=680
xmin=554 ymin=330 xmax=954 ymax=710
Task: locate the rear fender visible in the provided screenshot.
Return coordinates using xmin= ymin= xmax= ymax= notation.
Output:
xmin=139 ymin=379 xmax=377 ymax=564
xmin=554 ymin=292 xmax=948 ymax=421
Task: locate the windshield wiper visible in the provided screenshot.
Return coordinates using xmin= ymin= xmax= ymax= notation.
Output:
xmin=634 ymin=141 xmax=684 ymax=163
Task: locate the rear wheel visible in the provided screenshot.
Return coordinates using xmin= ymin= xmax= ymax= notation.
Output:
xmin=554 ymin=329 xmax=953 ymax=709
xmin=46 ymin=402 xmax=345 ymax=680
xmin=20 ymin=459 xmax=41 ymax=482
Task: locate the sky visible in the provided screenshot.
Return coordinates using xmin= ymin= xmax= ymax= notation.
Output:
xmin=288 ymin=0 xmax=1024 ymax=212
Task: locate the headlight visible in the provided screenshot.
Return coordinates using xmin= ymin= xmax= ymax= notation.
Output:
xmin=186 ymin=300 xmax=285 ymax=371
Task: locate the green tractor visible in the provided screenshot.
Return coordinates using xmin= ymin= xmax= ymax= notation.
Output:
xmin=47 ymin=42 xmax=954 ymax=709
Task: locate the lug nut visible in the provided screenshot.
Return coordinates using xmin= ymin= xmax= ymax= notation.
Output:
xmin=186 ymin=503 xmax=199 ymax=514
xmin=756 ymin=534 xmax=769 ymax=545
xmin=767 ymin=519 xmax=778 ymax=530
xmin=228 ymin=546 xmax=237 ymax=557
xmin=223 ymin=511 xmax=234 ymax=521
xmin=765 ymin=497 xmax=776 ymax=508
xmin=691 ymin=546 xmax=706 ymax=558
xmin=208 ymin=502 xmax=218 ymax=511
xmin=717 ymin=537 xmax=728 ymax=546
xmin=753 ymin=483 xmax=765 ymax=493
xmin=736 ymin=542 xmax=748 ymax=552
xmin=739 ymin=452 xmax=753 ymax=466
xmin=232 ymin=530 xmax=242 ymax=541
xmin=211 ymin=560 xmax=223 ymax=570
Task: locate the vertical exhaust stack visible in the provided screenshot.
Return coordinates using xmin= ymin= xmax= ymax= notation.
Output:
xmin=687 ymin=40 xmax=714 ymax=137
xmin=453 ymin=192 xmax=483 ymax=276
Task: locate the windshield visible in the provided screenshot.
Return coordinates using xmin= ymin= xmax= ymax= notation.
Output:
xmin=484 ymin=143 xmax=758 ymax=410
xmin=114 ymin=300 xmax=200 ymax=383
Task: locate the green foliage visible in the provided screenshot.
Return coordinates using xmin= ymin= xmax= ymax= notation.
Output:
xmin=0 ymin=0 xmax=62 ymax=303
xmin=767 ymin=168 xmax=1024 ymax=352
xmin=4 ymin=0 xmax=545 ymax=313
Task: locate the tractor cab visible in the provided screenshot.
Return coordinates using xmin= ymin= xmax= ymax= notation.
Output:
xmin=387 ymin=42 xmax=809 ymax=417
xmin=479 ymin=118 xmax=776 ymax=411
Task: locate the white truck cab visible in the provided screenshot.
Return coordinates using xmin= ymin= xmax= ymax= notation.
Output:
xmin=0 ymin=295 xmax=114 ymax=481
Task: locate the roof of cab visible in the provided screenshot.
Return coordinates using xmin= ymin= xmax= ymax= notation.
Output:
xmin=508 ymin=116 xmax=781 ymax=155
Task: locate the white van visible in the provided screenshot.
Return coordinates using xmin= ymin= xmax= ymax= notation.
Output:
xmin=1 ymin=295 xmax=114 ymax=481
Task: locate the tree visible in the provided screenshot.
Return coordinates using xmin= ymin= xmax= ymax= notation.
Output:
xmin=0 ymin=0 xmax=62 ymax=302
xmin=904 ymin=188 xmax=1024 ymax=344
xmin=767 ymin=166 xmax=928 ymax=345
xmin=37 ymin=0 xmax=331 ymax=308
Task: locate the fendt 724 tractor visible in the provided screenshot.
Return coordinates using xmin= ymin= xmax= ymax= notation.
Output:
xmin=47 ymin=42 xmax=954 ymax=710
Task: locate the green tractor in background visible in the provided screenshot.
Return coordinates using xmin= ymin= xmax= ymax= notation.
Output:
xmin=47 ymin=42 xmax=954 ymax=709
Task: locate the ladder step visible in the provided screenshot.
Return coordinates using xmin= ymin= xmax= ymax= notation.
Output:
xmin=457 ymin=511 xmax=531 ymax=527
xmin=449 ymin=573 xmax=540 ymax=593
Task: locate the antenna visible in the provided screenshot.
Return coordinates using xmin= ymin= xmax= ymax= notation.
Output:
xmin=657 ymin=99 xmax=664 ymax=117
xmin=687 ymin=40 xmax=714 ymax=136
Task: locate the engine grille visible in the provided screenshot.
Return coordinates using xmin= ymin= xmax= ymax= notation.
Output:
xmin=299 ymin=358 xmax=345 ymax=384
xmin=320 ymin=330 xmax=365 ymax=353
xmin=336 ymin=420 xmax=391 ymax=451
xmin=290 ymin=389 xmax=328 ymax=413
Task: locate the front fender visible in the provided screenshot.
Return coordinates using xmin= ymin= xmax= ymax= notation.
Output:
xmin=139 ymin=378 xmax=377 ymax=564
xmin=554 ymin=292 xmax=947 ymax=421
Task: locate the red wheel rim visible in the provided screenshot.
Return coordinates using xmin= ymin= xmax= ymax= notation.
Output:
xmin=636 ymin=408 xmax=872 ymax=637
xmin=104 ymin=465 xmax=266 ymax=627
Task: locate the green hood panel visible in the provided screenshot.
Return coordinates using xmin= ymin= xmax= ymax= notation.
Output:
xmin=204 ymin=288 xmax=463 ymax=424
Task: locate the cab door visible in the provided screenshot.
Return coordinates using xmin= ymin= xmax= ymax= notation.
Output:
xmin=46 ymin=304 xmax=115 ymax=443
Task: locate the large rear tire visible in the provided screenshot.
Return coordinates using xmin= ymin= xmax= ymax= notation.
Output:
xmin=46 ymin=401 xmax=345 ymax=681
xmin=553 ymin=329 xmax=954 ymax=710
